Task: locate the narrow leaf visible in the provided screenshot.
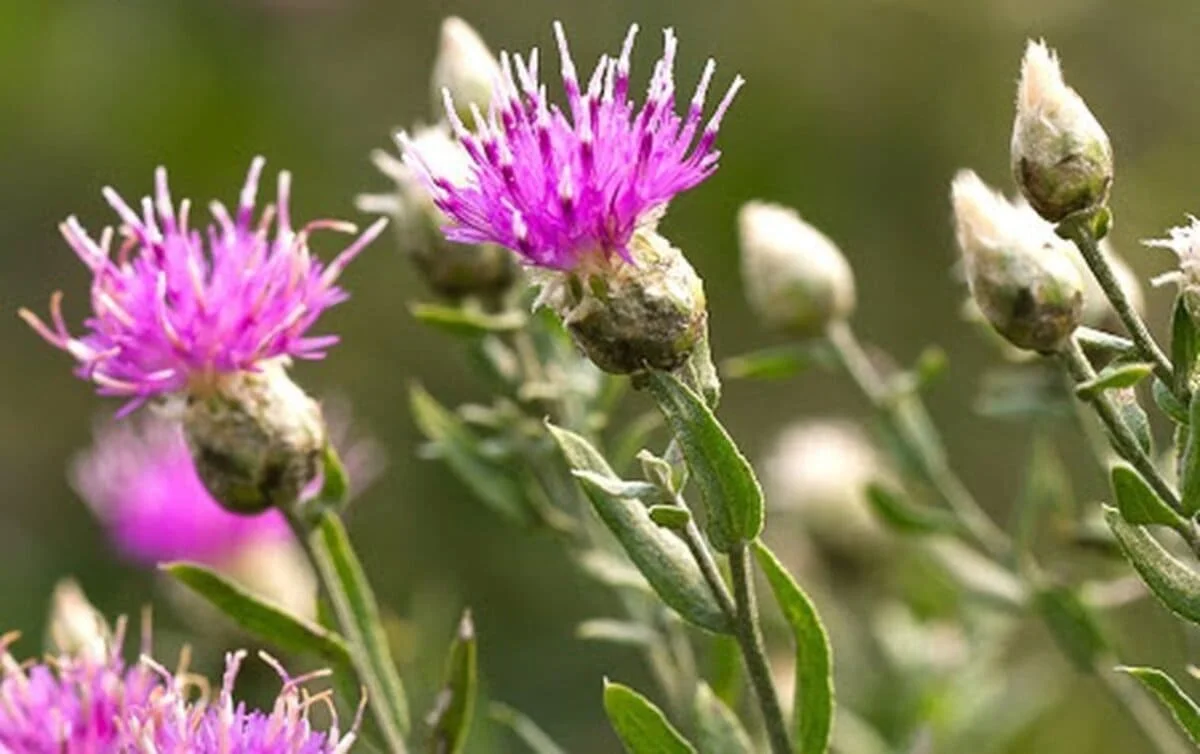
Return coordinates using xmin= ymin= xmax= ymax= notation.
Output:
xmin=489 ymin=703 xmax=567 ymax=754
xmin=1181 ymin=390 xmax=1200 ymax=514
xmin=645 ymin=371 xmax=763 ymax=551
xmin=754 ymin=542 xmax=834 ymax=754
xmin=1111 ymin=464 xmax=1186 ymax=528
xmin=427 ymin=610 xmax=477 ymax=754
xmin=548 ymin=423 xmax=732 ymax=634
xmin=603 ymin=681 xmax=697 ymax=754
xmin=1104 ymin=506 xmax=1200 ymax=624
xmin=1111 ymin=387 xmax=1154 ymax=457
xmin=577 ymin=619 xmax=660 ymax=647
xmin=865 ymin=482 xmax=959 ymax=535
xmin=1154 ymin=378 xmax=1190 ymax=425
xmin=1173 ymin=296 xmax=1199 ymax=397
xmin=573 ymin=471 xmax=662 ymax=502
xmin=1032 ymin=586 xmax=1107 ymax=673
xmin=693 ymin=683 xmax=754 ymax=754
xmin=1074 ymin=362 xmax=1154 ymax=399
xmin=163 ymin=562 xmax=351 ymax=668
xmin=410 ymin=302 xmax=525 ymax=337
xmin=410 ymin=384 xmax=532 ymax=526
xmin=1116 ymin=666 xmax=1200 ymax=745
xmin=647 ymin=505 xmax=692 ymax=529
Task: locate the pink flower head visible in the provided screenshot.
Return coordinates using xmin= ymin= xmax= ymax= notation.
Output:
xmin=124 ymin=650 xmax=359 ymax=754
xmin=21 ymin=159 xmax=386 ymax=412
xmin=403 ymin=22 xmax=743 ymax=270
xmin=0 ymin=623 xmax=158 ymax=753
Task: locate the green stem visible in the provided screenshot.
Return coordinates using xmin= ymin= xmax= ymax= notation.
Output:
xmin=1060 ymin=218 xmax=1174 ymax=387
xmin=826 ymin=321 xmax=1012 ymax=560
xmin=728 ymin=544 xmax=793 ymax=754
xmin=287 ymin=509 xmax=410 ymax=754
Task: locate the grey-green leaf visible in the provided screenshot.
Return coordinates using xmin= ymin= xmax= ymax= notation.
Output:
xmin=163 ymin=561 xmax=351 ymax=669
xmin=645 ymin=371 xmax=763 ymax=552
xmin=865 ymin=482 xmax=959 ymax=535
xmin=411 ymin=384 xmax=532 ymax=526
xmin=1180 ymin=390 xmax=1200 ymax=515
xmin=1154 ymin=379 xmax=1191 ymax=425
xmin=1116 ymin=666 xmax=1200 ymax=746
xmin=603 ymin=681 xmax=697 ymax=754
xmin=1112 ymin=387 xmax=1154 ymax=457
xmin=1032 ymin=586 xmax=1107 ymax=673
xmin=489 ymin=703 xmax=568 ymax=754
xmin=548 ymin=423 xmax=732 ymax=634
xmin=427 ymin=610 xmax=477 ymax=754
xmin=572 ymin=471 xmax=662 ymax=502
xmin=410 ymin=302 xmax=526 ymax=337
xmin=693 ymin=683 xmax=754 ymax=754
xmin=1104 ymin=506 xmax=1200 ymax=624
xmin=1074 ymin=362 xmax=1154 ymax=399
xmin=755 ymin=542 xmax=834 ymax=754
xmin=1111 ymin=464 xmax=1186 ymax=528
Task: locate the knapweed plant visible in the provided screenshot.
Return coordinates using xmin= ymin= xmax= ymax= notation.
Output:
xmin=12 ymin=14 xmax=1200 ymax=754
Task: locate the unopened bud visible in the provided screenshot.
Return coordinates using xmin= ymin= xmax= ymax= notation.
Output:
xmin=1011 ymin=40 xmax=1113 ymax=222
xmin=738 ymin=201 xmax=855 ymax=336
xmin=360 ymin=125 xmax=519 ymax=302
xmin=184 ymin=361 xmax=326 ymax=515
xmin=951 ymin=170 xmax=1083 ymax=352
xmin=47 ymin=579 xmax=110 ymax=662
xmin=431 ymin=17 xmax=500 ymax=122
xmin=535 ymin=229 xmax=707 ymax=375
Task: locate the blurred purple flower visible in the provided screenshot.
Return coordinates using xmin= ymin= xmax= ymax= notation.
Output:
xmin=0 ymin=624 xmax=156 ymax=753
xmin=403 ymin=22 xmax=742 ymax=270
xmin=21 ymin=158 xmax=386 ymax=413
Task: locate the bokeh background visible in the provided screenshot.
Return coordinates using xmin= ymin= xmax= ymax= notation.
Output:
xmin=2 ymin=0 xmax=1199 ymax=751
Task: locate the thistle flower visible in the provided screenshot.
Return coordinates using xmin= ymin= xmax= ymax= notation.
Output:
xmin=1011 ymin=40 xmax=1112 ymax=222
xmin=1147 ymin=217 xmax=1200 ymax=328
xmin=404 ymin=21 xmax=743 ymax=271
xmin=951 ymin=170 xmax=1083 ymax=352
xmin=0 ymin=622 xmax=158 ymax=753
xmin=124 ymin=650 xmax=359 ymax=754
xmin=738 ymin=201 xmax=856 ymax=335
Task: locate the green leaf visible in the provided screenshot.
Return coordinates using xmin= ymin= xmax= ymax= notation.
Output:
xmin=1111 ymin=463 xmax=1186 ymax=528
xmin=647 ymin=505 xmax=692 ymax=530
xmin=410 ymin=384 xmax=532 ymax=526
xmin=427 ymin=610 xmax=477 ymax=754
xmin=489 ymin=703 xmax=568 ymax=754
xmin=721 ymin=343 xmax=833 ymax=381
xmin=572 ymin=471 xmax=662 ymax=502
xmin=1116 ymin=666 xmax=1200 ymax=746
xmin=576 ymin=619 xmax=660 ymax=647
xmin=1181 ymin=390 xmax=1200 ymax=515
xmin=548 ymin=423 xmax=732 ymax=634
xmin=603 ymin=681 xmax=697 ymax=754
xmin=865 ymin=482 xmax=960 ymax=535
xmin=1173 ymin=296 xmax=1199 ymax=397
xmin=410 ymin=302 xmax=526 ymax=337
xmin=1074 ymin=362 xmax=1154 ymax=400
xmin=1104 ymin=506 xmax=1200 ymax=624
xmin=708 ymin=635 xmax=743 ymax=711
xmin=318 ymin=442 xmax=350 ymax=508
xmin=1154 ymin=379 xmax=1190 ymax=425
xmin=1014 ymin=435 xmax=1072 ymax=554
xmin=163 ymin=562 xmax=351 ymax=668
xmin=754 ymin=542 xmax=834 ymax=754
xmin=1032 ymin=586 xmax=1107 ymax=673
xmin=1111 ymin=387 xmax=1154 ymax=457
xmin=693 ymin=683 xmax=754 ymax=754
xmin=645 ymin=371 xmax=763 ymax=552
xmin=1076 ymin=327 xmax=1138 ymax=360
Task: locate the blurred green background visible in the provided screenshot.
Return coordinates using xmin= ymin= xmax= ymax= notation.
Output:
xmin=2 ymin=0 xmax=1199 ymax=751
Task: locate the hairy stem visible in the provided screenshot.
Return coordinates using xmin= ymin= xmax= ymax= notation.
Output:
xmin=1060 ymin=218 xmax=1174 ymax=387
xmin=826 ymin=321 xmax=1012 ymax=560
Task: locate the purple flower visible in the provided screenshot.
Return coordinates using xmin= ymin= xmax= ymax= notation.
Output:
xmin=0 ymin=624 xmax=157 ymax=753
xmin=21 ymin=159 xmax=386 ymax=412
xmin=403 ymin=22 xmax=743 ymax=270
xmin=124 ymin=651 xmax=358 ymax=754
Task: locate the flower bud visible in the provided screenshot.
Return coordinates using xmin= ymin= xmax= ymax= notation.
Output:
xmin=535 ymin=229 xmax=707 ymax=375
xmin=763 ymin=419 xmax=891 ymax=567
xmin=360 ymin=125 xmax=519 ymax=302
xmin=1011 ymin=40 xmax=1113 ymax=222
xmin=183 ymin=360 xmax=326 ymax=515
xmin=46 ymin=579 xmax=110 ymax=662
xmin=951 ymin=170 xmax=1083 ymax=352
xmin=737 ymin=201 xmax=855 ymax=336
xmin=431 ymin=17 xmax=500 ymax=123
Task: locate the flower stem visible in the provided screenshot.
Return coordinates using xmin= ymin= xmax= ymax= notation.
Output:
xmin=826 ymin=321 xmax=1012 ymax=560
xmin=287 ymin=508 xmax=410 ymax=754
xmin=1059 ymin=218 xmax=1174 ymax=387
xmin=728 ymin=543 xmax=793 ymax=754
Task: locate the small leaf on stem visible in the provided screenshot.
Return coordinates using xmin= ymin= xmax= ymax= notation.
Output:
xmin=1104 ymin=506 xmax=1200 ymax=625
xmin=1110 ymin=464 xmax=1187 ymax=528
xmin=426 ymin=610 xmax=478 ymax=754
xmin=603 ymin=680 xmax=697 ymax=754
xmin=1116 ymin=666 xmax=1200 ymax=746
